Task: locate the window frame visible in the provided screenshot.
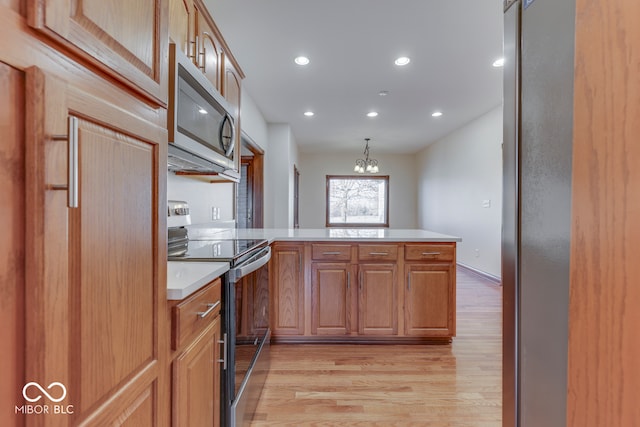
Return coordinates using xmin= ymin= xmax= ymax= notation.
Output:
xmin=325 ymin=175 xmax=390 ymax=228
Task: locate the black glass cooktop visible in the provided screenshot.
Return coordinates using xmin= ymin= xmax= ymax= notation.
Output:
xmin=168 ymin=239 xmax=268 ymax=263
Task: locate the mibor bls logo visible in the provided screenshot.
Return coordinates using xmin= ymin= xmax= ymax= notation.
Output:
xmin=15 ymin=382 xmax=74 ymax=415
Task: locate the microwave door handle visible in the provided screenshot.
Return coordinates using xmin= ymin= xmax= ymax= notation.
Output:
xmin=218 ymin=113 xmax=235 ymax=157
xmin=218 ymin=114 xmax=235 ymax=157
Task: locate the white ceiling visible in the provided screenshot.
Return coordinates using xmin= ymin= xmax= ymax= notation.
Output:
xmin=205 ymin=0 xmax=503 ymax=154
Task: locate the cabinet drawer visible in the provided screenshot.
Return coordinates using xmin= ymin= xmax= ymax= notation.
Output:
xmin=172 ymin=278 xmax=222 ymax=350
xmin=358 ymin=244 xmax=398 ymax=261
xmin=405 ymin=244 xmax=455 ymax=262
xmin=312 ymin=244 xmax=352 ymax=261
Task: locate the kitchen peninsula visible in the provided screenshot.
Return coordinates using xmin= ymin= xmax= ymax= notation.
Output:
xmin=187 ymin=227 xmax=461 ymax=344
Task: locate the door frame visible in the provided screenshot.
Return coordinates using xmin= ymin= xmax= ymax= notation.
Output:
xmin=238 ymin=132 xmax=264 ymax=228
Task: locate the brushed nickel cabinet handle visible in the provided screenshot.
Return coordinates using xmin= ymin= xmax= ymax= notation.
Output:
xmin=347 ymin=271 xmax=350 ymax=290
xmin=359 ymin=271 xmax=363 ymax=291
xmin=189 ymin=36 xmax=199 ymax=63
xmin=51 ymin=116 xmax=79 ymax=208
xmin=197 ymin=300 xmax=220 ymax=318
xmin=369 ymin=252 xmax=389 ymax=256
xmin=199 ymin=46 xmax=206 ymax=72
xmin=421 ymin=252 xmax=441 ymax=256
xmin=217 ymin=333 xmax=227 ymax=370
xmin=322 ymin=251 xmax=342 ymax=255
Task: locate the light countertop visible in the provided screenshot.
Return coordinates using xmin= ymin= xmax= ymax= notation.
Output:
xmin=167 ymin=261 xmax=229 ymax=300
xmin=186 ymin=227 xmax=462 ymax=243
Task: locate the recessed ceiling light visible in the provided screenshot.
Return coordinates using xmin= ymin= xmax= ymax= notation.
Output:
xmin=492 ymin=57 xmax=505 ymax=67
xmin=378 ymin=90 xmax=389 ymax=96
xmin=294 ymin=56 xmax=310 ymax=65
xmin=304 ymin=111 xmax=314 ymax=117
xmin=394 ymin=56 xmax=411 ymax=66
xmin=367 ymin=111 xmax=379 ymax=118
xmin=432 ymin=111 xmax=443 ymax=117
xmin=198 ymin=108 xmax=208 ymax=114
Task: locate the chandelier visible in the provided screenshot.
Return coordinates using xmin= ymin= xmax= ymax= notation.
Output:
xmin=353 ymin=138 xmax=379 ymax=174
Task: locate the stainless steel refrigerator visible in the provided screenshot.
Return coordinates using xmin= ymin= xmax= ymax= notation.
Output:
xmin=502 ymin=0 xmax=576 ymax=426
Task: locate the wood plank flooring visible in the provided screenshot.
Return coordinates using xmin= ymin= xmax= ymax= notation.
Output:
xmin=252 ymin=267 xmax=502 ymax=426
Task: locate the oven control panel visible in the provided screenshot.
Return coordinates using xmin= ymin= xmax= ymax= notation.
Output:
xmin=168 ymin=200 xmax=191 ymax=228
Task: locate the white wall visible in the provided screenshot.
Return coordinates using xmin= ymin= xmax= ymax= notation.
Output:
xmin=240 ymin=90 xmax=268 ymax=152
xmin=298 ymin=152 xmax=418 ymax=229
xmin=265 ymin=124 xmax=299 ymax=228
xmin=167 ymin=173 xmax=235 ymax=225
xmin=417 ymin=105 xmax=502 ymax=277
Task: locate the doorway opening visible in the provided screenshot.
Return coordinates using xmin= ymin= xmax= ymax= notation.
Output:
xmin=237 ymin=133 xmax=264 ymax=229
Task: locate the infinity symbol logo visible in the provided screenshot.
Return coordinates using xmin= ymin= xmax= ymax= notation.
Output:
xmin=22 ymin=382 xmax=67 ymax=403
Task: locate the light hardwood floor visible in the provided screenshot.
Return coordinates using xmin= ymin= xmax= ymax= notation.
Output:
xmin=252 ymin=267 xmax=502 ymax=426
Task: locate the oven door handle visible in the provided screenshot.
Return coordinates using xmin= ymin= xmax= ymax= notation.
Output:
xmin=228 ymin=246 xmax=271 ymax=282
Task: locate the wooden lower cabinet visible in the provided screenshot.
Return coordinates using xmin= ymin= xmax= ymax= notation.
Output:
xmin=271 ymin=242 xmax=456 ymax=342
xmin=311 ymin=262 xmax=352 ymax=335
xmin=271 ymin=243 xmax=305 ymax=335
xmin=358 ymin=264 xmax=398 ymax=336
xmin=171 ymin=279 xmax=223 ymax=427
xmin=404 ymin=263 xmax=456 ymax=337
xmin=173 ymin=319 xmax=221 ymax=427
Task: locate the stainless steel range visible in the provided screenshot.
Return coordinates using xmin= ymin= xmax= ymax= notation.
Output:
xmin=168 ymin=201 xmax=271 ymax=427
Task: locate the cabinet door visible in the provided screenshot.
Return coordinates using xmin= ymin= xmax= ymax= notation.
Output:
xmin=311 ymin=263 xmax=352 ymax=335
xmin=223 ymin=55 xmax=242 ymax=116
xmin=0 ymin=62 xmax=25 ymax=427
xmin=169 ymin=0 xmax=195 ymax=57
xmin=404 ymin=263 xmax=456 ymax=337
xmin=358 ymin=264 xmax=398 ymax=336
xmin=25 ymin=69 xmax=166 ymax=425
xmin=271 ymin=244 xmax=304 ymax=335
xmin=195 ymin=5 xmax=223 ymax=91
xmin=174 ymin=318 xmax=222 ymax=427
xmin=27 ymin=0 xmax=167 ymax=103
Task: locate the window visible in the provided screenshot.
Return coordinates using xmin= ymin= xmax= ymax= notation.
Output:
xmin=326 ymin=175 xmax=389 ymax=227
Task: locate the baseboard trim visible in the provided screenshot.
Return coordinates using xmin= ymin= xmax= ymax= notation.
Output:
xmin=457 ymin=262 xmax=501 ymax=285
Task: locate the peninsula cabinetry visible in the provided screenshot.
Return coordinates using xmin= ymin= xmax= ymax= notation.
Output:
xmin=358 ymin=263 xmax=398 ymax=336
xmin=271 ymin=243 xmax=305 ymax=335
xmin=271 ymin=241 xmax=455 ymax=343
xmin=404 ymin=244 xmax=456 ymax=337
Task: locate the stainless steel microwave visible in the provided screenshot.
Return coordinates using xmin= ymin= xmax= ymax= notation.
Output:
xmin=167 ymin=43 xmax=240 ymax=182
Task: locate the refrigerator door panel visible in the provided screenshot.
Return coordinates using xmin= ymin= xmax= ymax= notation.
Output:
xmin=502 ymin=2 xmax=521 ymax=427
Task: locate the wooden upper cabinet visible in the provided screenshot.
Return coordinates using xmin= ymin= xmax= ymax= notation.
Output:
xmin=169 ymin=0 xmax=227 ymax=93
xmin=25 ymin=69 xmax=166 ymax=425
xmin=195 ymin=4 xmax=223 ymax=91
xmin=223 ymin=55 xmax=242 ymax=118
xmin=27 ymin=0 xmax=168 ymax=104
xmin=169 ymin=0 xmax=194 ymax=57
